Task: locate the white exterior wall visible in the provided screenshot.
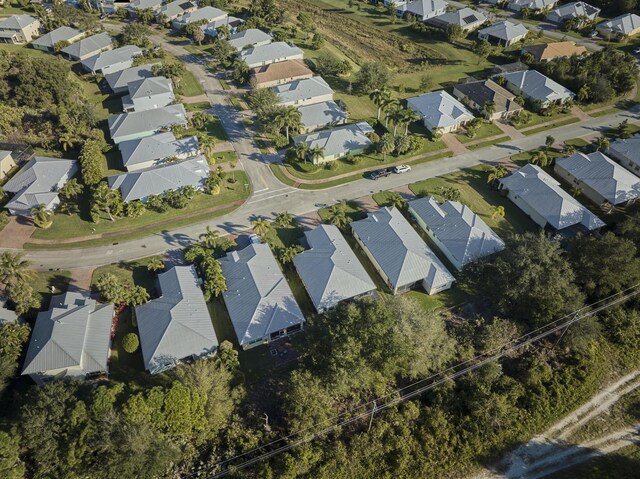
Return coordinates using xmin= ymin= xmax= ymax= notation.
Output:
xmin=553 ymin=164 xmax=607 ymax=206
xmin=245 ymin=52 xmax=304 ymax=69
xmin=506 ymin=190 xmax=548 ymax=229
xmin=280 ymin=92 xmax=334 ymax=108
xmin=608 ymin=149 xmax=640 ymax=175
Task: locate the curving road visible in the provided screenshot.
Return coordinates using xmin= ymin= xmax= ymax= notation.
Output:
xmin=9 ymin=27 xmax=640 ymax=270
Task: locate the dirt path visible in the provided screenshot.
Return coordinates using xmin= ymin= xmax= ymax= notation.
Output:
xmin=472 ymin=370 xmax=640 ymax=479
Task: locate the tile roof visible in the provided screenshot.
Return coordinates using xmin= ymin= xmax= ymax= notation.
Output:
xmin=408 ymin=196 xmax=505 ymax=269
xmin=220 ymin=244 xmax=305 ymax=347
xmin=274 ymin=76 xmax=334 ymax=105
xmin=555 ymin=152 xmax=640 ymax=205
xmin=293 ymin=224 xmax=376 ymax=312
xmin=454 ymin=79 xmax=522 ymax=115
xmin=228 ymin=28 xmax=272 ymax=51
xmin=293 ymin=122 xmax=374 ymax=158
xmin=136 ymin=265 xmax=217 ymax=373
xmin=107 ymin=155 xmax=208 ymax=202
xmin=522 ymin=41 xmax=587 ymax=61
xmin=478 ymin=20 xmax=528 ymax=42
xmin=501 ymin=69 xmax=574 ymax=103
xmin=500 ymin=163 xmax=605 ymax=230
xmin=350 ymin=207 xmax=455 ymax=291
xmin=31 ymin=26 xmax=82 ymax=49
xmin=407 ymin=90 xmax=474 ymax=129
xmin=118 ymin=132 xmax=199 ymax=169
xmin=22 ymin=292 xmax=114 ymax=377
xmin=251 ymin=59 xmax=313 ymax=85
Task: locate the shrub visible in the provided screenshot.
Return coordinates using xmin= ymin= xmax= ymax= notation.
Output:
xmin=325 ymin=161 xmax=339 ymax=171
xmin=122 ymin=333 xmax=139 ymax=353
xmin=272 ymin=134 xmax=289 ymax=150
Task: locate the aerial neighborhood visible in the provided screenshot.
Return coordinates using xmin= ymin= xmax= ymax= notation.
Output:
xmin=0 ymin=0 xmax=639 ymax=477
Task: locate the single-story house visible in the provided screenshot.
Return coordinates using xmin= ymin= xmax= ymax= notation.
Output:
xmin=498 ymin=69 xmax=575 ymax=108
xmin=172 ymin=6 xmax=228 ymax=30
xmin=499 ymin=163 xmax=605 ymax=231
xmin=397 ymin=0 xmax=449 ymax=21
xmin=507 ymin=0 xmax=559 ymax=12
xmin=0 ymin=150 xmax=17 ymax=180
xmin=107 ymin=155 xmax=208 ymax=202
xmin=491 ymin=61 xmax=529 ymax=75
xmin=554 ymin=152 xmax=640 ymax=206
xmin=122 ymin=76 xmax=175 ymax=112
xmin=239 ymin=41 xmax=304 ymax=68
xmin=136 ymin=265 xmax=217 ymax=374
xmin=597 ymin=13 xmax=640 ymax=39
xmin=220 ymin=243 xmax=305 ymax=350
xmin=60 ymin=32 xmax=114 ymax=61
xmin=118 ymin=132 xmax=200 ymax=171
xmin=452 ymin=79 xmax=523 ymax=120
xmin=228 ymin=28 xmax=272 ymax=52
xmin=3 ymin=156 xmax=78 ymax=216
xmin=408 ymin=196 xmax=505 ymax=271
xmin=250 ymin=59 xmax=313 ymax=89
xmin=521 ymin=41 xmax=587 ymax=61
xmin=608 ymin=135 xmax=640 ymax=175
xmin=547 ymin=2 xmax=600 ymax=26
xmin=31 ymin=26 xmax=84 ymax=52
xmin=89 ymin=0 xmax=124 ymax=14
xmin=158 ymin=0 xmax=197 ymax=22
xmin=293 ymin=224 xmax=376 ymax=313
xmin=427 ymin=7 xmax=487 ymax=33
xmin=407 ymin=90 xmax=475 ymax=134
xmin=274 ymin=76 xmax=334 ymax=107
xmin=126 ymin=0 xmax=163 ymax=15
xmin=200 ymin=16 xmax=244 ymax=38
xmin=297 ymin=100 xmax=348 ymax=133
xmin=80 ymin=44 xmax=143 ymax=75
xmin=21 ymin=291 xmax=114 ymax=384
xmin=351 ymin=207 xmax=455 ymax=295
xmin=105 ymin=62 xmax=160 ymax=94
xmin=477 ymin=20 xmax=529 ymax=47
xmin=0 ymin=14 xmax=40 ymax=44
xmin=292 ymin=122 xmax=374 ymax=164
xmin=108 ymin=103 xmax=187 ymax=144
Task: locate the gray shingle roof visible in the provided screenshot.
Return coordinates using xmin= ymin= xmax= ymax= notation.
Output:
xmin=274 ymin=76 xmax=334 ymax=105
xmin=173 ymin=6 xmax=227 ymax=26
xmin=293 ymin=122 xmax=374 ymax=159
xmin=501 ymin=69 xmax=574 ymax=103
xmin=228 ymin=28 xmax=272 ymax=51
xmin=136 ymin=265 xmax=217 ymax=374
xmin=22 ymin=292 xmax=114 ymax=378
xmin=239 ymin=41 xmax=304 ymax=67
xmin=104 ymin=63 xmax=159 ymax=92
xmin=609 ymin=135 xmax=640 ymax=169
xmin=60 ymin=32 xmax=114 ymax=59
xmin=118 ymin=132 xmax=199 ymax=169
xmin=428 ymin=7 xmax=486 ymax=29
xmin=220 ymin=244 xmax=305 ymax=347
xmin=408 ymin=196 xmax=505 ymax=270
xmin=127 ymin=0 xmax=163 ymax=11
xmin=108 ymin=155 xmax=208 ymax=202
xmin=598 ymin=13 xmax=640 ymax=36
xmin=398 ymin=0 xmax=449 ymax=20
xmin=510 ymin=0 xmax=558 ymax=9
xmin=200 ymin=16 xmax=244 ymax=36
xmin=407 ymin=90 xmax=474 ymax=130
xmin=128 ymin=76 xmax=173 ymax=99
xmin=81 ymin=44 xmax=142 ymax=73
xmin=350 ymin=207 xmax=455 ymax=292
xmin=555 ymin=152 xmax=640 ymax=205
xmin=500 ymin=163 xmax=605 ymax=230
xmin=478 ymin=20 xmax=528 ymax=42
xmin=298 ymin=101 xmax=348 ymax=129
xmin=4 ymin=156 xmax=77 ymax=215
xmin=454 ymin=79 xmax=522 ymax=115
xmin=108 ymin=104 xmax=187 ymax=142
xmin=293 ymin=224 xmax=376 ymax=312
xmin=547 ymin=2 xmax=600 ymax=23
xmin=159 ymin=0 xmax=196 ymax=18
xmin=31 ymin=26 xmax=82 ymax=49
xmin=0 ymin=14 xmax=38 ymax=31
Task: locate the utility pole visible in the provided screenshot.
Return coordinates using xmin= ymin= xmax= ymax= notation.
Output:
xmin=368 ymin=400 xmax=377 ymax=432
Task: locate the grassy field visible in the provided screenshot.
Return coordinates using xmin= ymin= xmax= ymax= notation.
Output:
xmin=408 ymin=166 xmax=538 ymax=238
xmin=31 ymin=171 xmax=250 ymax=240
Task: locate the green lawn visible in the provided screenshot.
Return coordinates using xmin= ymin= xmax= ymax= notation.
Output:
xmin=31 ymin=270 xmax=72 ymax=312
xmin=522 ymin=117 xmax=580 ymax=136
xmin=454 ymin=122 xmax=504 ymax=144
xmin=405 ymin=287 xmax=469 ymax=312
xmin=91 ymin=256 xmax=164 ymax=296
xmin=516 ymin=109 xmax=576 ymax=130
xmin=185 ymin=101 xmax=211 ymax=112
xmin=466 ymin=136 xmax=511 ymax=150
xmin=182 ymin=115 xmax=228 ymax=142
xmin=318 ymin=201 xmax=366 ymax=223
xmin=210 ymin=150 xmax=238 ymax=164
xmin=177 ymin=68 xmax=204 ymax=97
xmin=408 ymin=166 xmax=538 ymax=238
xmin=32 ymin=172 xmax=250 ymax=241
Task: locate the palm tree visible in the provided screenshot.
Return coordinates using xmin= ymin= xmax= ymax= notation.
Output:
xmin=275 ymin=106 xmax=302 ymax=143
xmin=191 ymin=111 xmax=210 ymax=130
xmin=197 ymin=132 xmax=216 ymax=157
xmin=402 ymin=108 xmax=421 ymax=135
xmin=309 ymin=146 xmax=325 ymax=165
xmin=199 ymin=225 xmax=222 ymax=249
xmin=594 ymin=137 xmax=610 ymax=152
xmin=431 ymin=127 xmax=444 ymax=141
xmin=291 ymin=141 xmax=309 ymax=163
xmin=563 ymin=143 xmax=577 ymax=155
xmin=252 ymin=217 xmax=271 ymax=236
xmin=382 ymin=98 xmax=399 ymax=127
xmin=491 ymin=205 xmax=505 ymax=220
xmin=577 ymin=84 xmax=590 ymax=103
xmin=171 ymin=123 xmax=186 ymax=138
xmin=147 ymin=257 xmax=165 ymax=273
xmin=30 ymin=204 xmax=53 ymax=229
xmin=217 ymin=25 xmax=230 ymax=40
xmin=369 ymin=87 xmax=391 ymax=122
xmin=59 ymin=179 xmax=83 ymax=201
xmin=379 ymin=133 xmax=395 ymax=160
xmin=0 ymin=252 xmax=33 ymax=292
xmin=278 ymin=245 xmax=304 ymax=266
xmin=275 ymin=211 xmax=294 ymax=227
xmin=138 ymin=8 xmax=154 ymax=24
xmin=388 ymin=107 xmax=405 ymax=137
xmin=482 ymin=101 xmax=496 ymax=120
xmin=326 ymin=202 xmax=349 ymax=229
xmin=127 ymin=286 xmax=150 ymax=306
xmin=388 ymin=192 xmax=407 ymax=210
xmin=531 ymin=150 xmax=551 ymax=167
xmin=570 ymin=186 xmax=583 ymax=197
xmin=58 ymin=132 xmax=77 ymax=152
xmin=486 ymin=164 xmax=508 ymax=185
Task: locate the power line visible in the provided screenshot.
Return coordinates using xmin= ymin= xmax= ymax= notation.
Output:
xmin=205 ymin=285 xmax=640 ymax=478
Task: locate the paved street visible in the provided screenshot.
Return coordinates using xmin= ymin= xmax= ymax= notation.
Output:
xmin=9 ymin=26 xmax=639 ymax=270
